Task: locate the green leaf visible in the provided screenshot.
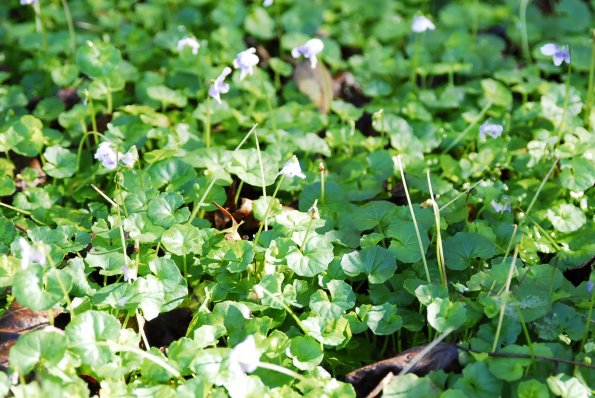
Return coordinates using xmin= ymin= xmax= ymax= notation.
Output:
xmin=7 ymin=115 xmax=45 ymax=157
xmin=488 ymin=345 xmax=533 ymax=381
xmin=244 ymin=8 xmax=275 ymax=40
xmin=453 ymin=362 xmax=502 ymax=398
xmin=517 ymin=379 xmax=549 ymax=398
xmin=13 ymin=264 xmax=73 ymax=311
xmin=147 ymin=85 xmax=188 ymax=108
xmin=286 ymin=235 xmax=333 ymax=277
xmin=147 ymin=192 xmax=190 ymax=228
xmin=351 ymin=201 xmax=396 ymax=231
xmin=443 ymin=232 xmax=495 ymax=270
xmin=149 ymin=257 xmax=188 ymax=312
xmin=161 ymin=224 xmax=202 ymax=256
xmin=427 ymin=298 xmax=467 ymax=333
xmin=547 ymin=204 xmax=586 ymax=233
xmin=65 ymin=310 xmax=121 ymax=367
xmin=341 ymin=247 xmax=397 ymax=284
xmin=481 ymin=78 xmax=512 ymax=109
xmin=9 ymin=328 xmax=67 ymax=374
xmin=309 ymin=280 xmax=356 ymax=320
xmin=42 ymin=145 xmax=78 ymax=178
xmin=227 ymin=149 xmax=279 ymax=187
xmin=383 ymin=373 xmax=440 ymax=397
xmin=362 ymin=303 xmax=403 ymax=335
xmin=76 ymin=41 xmax=122 ymax=78
xmin=287 ymin=336 xmax=323 ymax=371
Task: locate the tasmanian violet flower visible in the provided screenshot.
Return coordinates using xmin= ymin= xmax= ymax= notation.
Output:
xmin=17 ymin=238 xmax=45 ymax=269
xmin=263 ymin=0 xmax=273 ymax=7
xmin=233 ymin=48 xmax=259 ymax=80
xmin=491 ymin=200 xmax=511 ymax=214
xmin=176 ymin=36 xmax=200 ymax=55
xmin=412 ymin=16 xmax=435 ymax=33
xmin=95 ymin=142 xmax=119 ymax=170
xmin=20 ymin=0 xmax=37 ymax=5
xmin=291 ymin=38 xmax=324 ymax=69
xmin=208 ymin=67 xmax=232 ymax=104
xmin=479 ymin=122 xmax=503 ymax=139
xmin=540 ymin=43 xmax=570 ymax=66
xmin=119 ymin=146 xmax=138 ymax=168
xmin=229 ymin=335 xmax=261 ymax=374
xmin=280 ymin=155 xmax=306 ymax=179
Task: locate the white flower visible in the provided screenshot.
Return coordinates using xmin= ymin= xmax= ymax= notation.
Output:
xmin=233 ymin=48 xmax=259 ymax=80
xmin=412 ymin=16 xmax=435 ymax=33
xmin=479 ymin=122 xmax=503 ymax=139
xmin=94 ymin=141 xmax=119 ymax=170
xmin=291 ymin=38 xmax=324 ymax=69
xmin=208 ymin=67 xmax=232 ymax=104
xmin=20 ymin=0 xmax=37 ymax=5
xmin=176 ymin=36 xmax=200 ymax=55
xmin=229 ymin=335 xmax=261 ymax=375
xmin=540 ymin=43 xmax=570 ymax=66
xmin=279 ymin=155 xmax=306 ymax=179
xmin=119 ymin=146 xmax=138 ymax=168
xmin=263 ymin=0 xmax=273 ymax=6
xmin=17 ymin=238 xmax=45 ymax=269
xmin=491 ymin=200 xmax=511 ymax=213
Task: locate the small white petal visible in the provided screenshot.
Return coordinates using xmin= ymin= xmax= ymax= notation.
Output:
xmin=291 ymin=39 xmax=324 ymax=69
xmin=229 ymin=335 xmax=261 ymax=374
xmin=119 ymin=146 xmax=138 ymax=168
xmin=279 ymin=156 xmax=306 ymax=179
xmin=95 ymin=141 xmax=119 ymax=170
xmin=540 ymin=43 xmax=558 ymax=56
xmin=412 ymin=16 xmax=435 ymax=33
xmin=263 ymin=0 xmax=273 ymax=6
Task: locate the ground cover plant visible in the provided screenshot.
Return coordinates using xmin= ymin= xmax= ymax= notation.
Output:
xmin=0 ymin=0 xmax=594 ymax=396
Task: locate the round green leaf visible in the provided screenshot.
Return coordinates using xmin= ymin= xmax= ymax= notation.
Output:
xmin=443 ymin=232 xmax=495 ymax=270
xmin=76 ymin=41 xmax=122 ymax=78
xmin=547 ymin=204 xmax=586 ymax=233
xmin=42 ymin=145 xmax=78 ymax=178
xmin=341 ymin=246 xmax=397 ymax=284
xmin=161 ymin=224 xmax=202 ymax=256
xmin=427 ymin=298 xmax=467 ymax=333
xmin=147 ymin=85 xmax=188 ymax=108
xmin=9 ymin=328 xmax=67 ymax=374
xmin=7 ymin=115 xmax=45 ymax=157
xmin=65 ymin=310 xmax=121 ymax=367
xmin=147 ymin=192 xmax=190 ymax=228
xmin=13 ymin=264 xmax=73 ymax=311
xmin=286 ymin=235 xmax=333 ymax=277
xmin=287 ymin=336 xmax=323 ymax=371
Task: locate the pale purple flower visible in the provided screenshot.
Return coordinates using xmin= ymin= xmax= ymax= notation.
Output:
xmin=412 ymin=16 xmax=435 ymax=33
xmin=95 ymin=142 xmax=119 ymax=170
xmin=491 ymin=200 xmax=511 ymax=214
xmin=17 ymin=238 xmax=45 ymax=269
xmin=21 ymin=0 xmax=37 ymax=5
xmin=263 ymin=0 xmax=273 ymax=7
xmin=233 ymin=48 xmax=259 ymax=80
xmin=176 ymin=36 xmax=200 ymax=55
xmin=291 ymin=38 xmax=324 ymax=69
xmin=280 ymin=156 xmax=306 ymax=179
xmin=540 ymin=43 xmax=570 ymax=66
xmin=208 ymin=67 xmax=232 ymax=104
xmin=588 ymin=281 xmax=593 ymax=293
xmin=229 ymin=335 xmax=261 ymax=374
xmin=119 ymin=146 xmax=138 ymax=168
xmin=479 ymin=122 xmax=503 ymax=139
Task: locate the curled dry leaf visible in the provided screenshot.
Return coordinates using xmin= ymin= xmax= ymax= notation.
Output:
xmin=293 ymin=61 xmax=333 ymax=114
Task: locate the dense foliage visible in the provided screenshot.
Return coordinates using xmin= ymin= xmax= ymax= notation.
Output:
xmin=0 ymin=0 xmax=594 ymax=397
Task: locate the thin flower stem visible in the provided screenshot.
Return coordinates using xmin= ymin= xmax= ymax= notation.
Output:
xmin=410 ymin=33 xmax=422 ymax=86
xmin=106 ymin=82 xmax=113 ymax=115
xmin=492 ymin=247 xmax=519 ymax=352
xmin=426 ymin=170 xmax=447 ymax=287
xmin=0 ymin=202 xmax=32 ymax=216
xmin=108 ymin=343 xmax=181 ymax=379
xmin=254 ymin=129 xmax=268 ymax=229
xmin=438 ymin=178 xmax=484 ymax=212
xmin=443 ymin=100 xmax=493 ymax=153
xmin=253 ymin=174 xmax=284 ymax=249
xmin=396 ymin=156 xmax=431 ymax=283
xmin=33 ymin=0 xmax=48 ymax=52
xmin=256 ymin=361 xmax=308 ymax=383
xmin=555 ymin=61 xmax=572 ymax=147
xmin=90 ymin=184 xmax=118 ymax=208
xmin=259 ymin=71 xmax=277 ymax=133
xmin=256 ymin=285 xmax=309 ymax=337
xmin=188 ymin=124 xmax=257 ymax=224
xmin=519 ymin=0 xmax=531 ymax=63
xmin=61 ymin=0 xmax=77 ymax=59
xmin=319 ymin=163 xmax=325 ymax=204
xmin=584 ymin=29 xmax=595 ymax=129
xmin=205 ymin=96 xmax=211 ymax=148
xmin=524 ymin=158 xmax=558 ymax=218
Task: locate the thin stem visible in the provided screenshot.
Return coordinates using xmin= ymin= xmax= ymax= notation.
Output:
xmin=205 ymin=96 xmax=211 ymax=148
xmin=256 ymin=361 xmax=308 ymax=383
xmin=259 ymin=71 xmax=277 ymax=132
xmin=319 ymin=162 xmax=325 ymax=204
xmin=188 ymin=124 xmax=257 ymax=224
xmin=443 ymin=100 xmax=493 ymax=153
xmin=61 ymin=0 xmax=77 ymax=59
xmin=234 ymin=180 xmax=244 ymax=206
xmin=106 ymin=83 xmax=113 ymax=115
xmin=426 ymin=170 xmax=447 ymax=287
xmin=255 ymin=285 xmax=309 ymax=337
xmin=519 ymin=0 xmax=531 ymax=63
xmin=254 ymin=129 xmax=268 ymax=229
xmin=524 ymin=159 xmax=558 ymax=218
xmin=410 ymin=33 xmax=422 ymax=86
xmin=396 ymin=156 xmax=431 ymax=283
xmin=492 ymin=247 xmax=519 ymax=352
xmin=253 ymin=174 xmax=284 ymax=249
xmin=584 ymin=29 xmax=595 ymax=129
xmin=580 ymin=277 xmax=595 ymax=351
xmin=555 ymin=61 xmax=572 ymax=147
xmin=33 ymin=0 xmax=48 ymax=52
xmin=439 ymin=178 xmax=484 ymax=212
xmin=0 ymin=202 xmax=32 ymax=215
